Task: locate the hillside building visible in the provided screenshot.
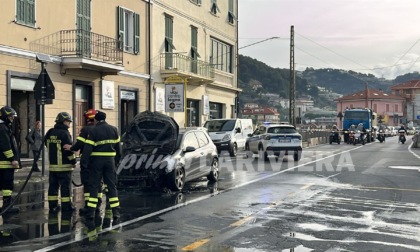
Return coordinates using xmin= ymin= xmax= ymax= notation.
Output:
xmin=390 ymin=80 xmax=420 ymax=125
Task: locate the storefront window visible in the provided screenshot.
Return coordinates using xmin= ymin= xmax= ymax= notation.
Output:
xmin=209 ymin=102 xmax=223 ymax=119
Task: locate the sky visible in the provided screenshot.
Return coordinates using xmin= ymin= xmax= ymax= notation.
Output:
xmin=238 ymin=0 xmax=420 ymax=80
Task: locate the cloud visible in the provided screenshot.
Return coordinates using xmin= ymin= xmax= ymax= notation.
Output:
xmin=239 ymin=0 xmax=420 ymax=79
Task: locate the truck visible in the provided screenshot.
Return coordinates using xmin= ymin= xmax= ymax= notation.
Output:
xmin=342 ymin=108 xmax=377 ymax=143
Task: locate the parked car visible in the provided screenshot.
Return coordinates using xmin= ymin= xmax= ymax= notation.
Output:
xmin=117 ymin=111 xmax=219 ymax=191
xmin=203 ymin=118 xmax=253 ymax=157
xmin=246 ymin=123 xmax=302 ymax=161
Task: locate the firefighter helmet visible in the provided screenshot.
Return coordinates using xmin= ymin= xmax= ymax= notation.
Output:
xmin=0 ymin=106 xmax=17 ymax=123
xmin=84 ymin=109 xmax=97 ymax=120
xmin=55 ymin=112 xmax=73 ymax=123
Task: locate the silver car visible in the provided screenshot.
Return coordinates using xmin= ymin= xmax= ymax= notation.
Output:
xmin=117 ymin=111 xmax=219 ymax=191
xmin=246 ymin=123 xmax=303 ymax=161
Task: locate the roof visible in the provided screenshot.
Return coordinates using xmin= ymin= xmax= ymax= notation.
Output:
xmin=334 ymin=88 xmax=403 ymax=101
xmin=242 ymin=107 xmax=279 ymax=115
xmin=259 ymin=123 xmax=295 ymax=128
xmin=391 ymin=79 xmax=420 ymax=90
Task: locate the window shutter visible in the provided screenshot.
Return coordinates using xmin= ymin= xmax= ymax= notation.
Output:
xmin=16 ymin=0 xmax=24 ymax=22
xmin=118 ymin=6 xmax=125 ymax=50
xmin=27 ymin=0 xmax=35 ymax=25
xmin=134 ymin=13 xmax=140 ymax=55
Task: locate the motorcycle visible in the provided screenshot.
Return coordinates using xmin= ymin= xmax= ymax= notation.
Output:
xmin=353 ymin=130 xmax=366 ymax=145
xmin=377 ymin=129 xmax=385 ymax=143
xmin=348 ymin=130 xmax=355 ymax=144
xmin=329 ymin=131 xmax=341 ymax=144
xmin=398 ymin=130 xmax=406 ymax=144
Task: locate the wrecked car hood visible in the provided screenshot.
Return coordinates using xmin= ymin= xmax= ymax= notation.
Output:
xmin=121 ymin=110 xmax=179 ymax=156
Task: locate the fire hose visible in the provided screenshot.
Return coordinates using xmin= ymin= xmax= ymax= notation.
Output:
xmin=0 ymin=136 xmax=83 ymax=215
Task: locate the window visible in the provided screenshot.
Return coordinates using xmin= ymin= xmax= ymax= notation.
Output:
xmin=394 ymin=104 xmax=399 ymax=112
xmin=190 ymin=0 xmax=202 ymax=5
xmin=194 ymin=131 xmax=209 ymax=148
xmin=118 ymin=6 xmax=140 ymax=54
xmin=182 ymin=133 xmax=200 ymax=149
xmin=16 ymin=0 xmax=35 ymax=26
xmin=191 ymin=27 xmax=199 ymax=73
xmin=386 ymin=104 xmax=390 ymax=112
xmin=373 ymin=104 xmax=377 ymax=113
xmin=228 ymin=0 xmax=235 ymax=24
xmin=210 ymin=38 xmax=233 ymax=73
xmin=210 ymin=102 xmax=223 ymax=119
xmin=165 ymin=15 xmax=175 ymax=69
xmin=210 ymin=0 xmax=220 ymax=15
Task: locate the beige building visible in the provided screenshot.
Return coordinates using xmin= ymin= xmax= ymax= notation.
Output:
xmin=1 ymin=0 xmax=150 ymax=158
xmin=1 ymin=0 xmax=239 ymax=158
xmin=150 ymin=0 xmax=240 ymax=127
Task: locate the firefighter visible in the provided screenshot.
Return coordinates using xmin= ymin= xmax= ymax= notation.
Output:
xmin=0 ymin=106 xmax=20 ymax=214
xmin=64 ymin=108 xmax=97 ymax=215
xmin=81 ymin=111 xmax=121 ymax=236
xmin=45 ymin=112 xmax=76 ymax=213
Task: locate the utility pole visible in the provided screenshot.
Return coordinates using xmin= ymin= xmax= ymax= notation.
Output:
xmin=289 ymin=25 xmax=296 ymax=126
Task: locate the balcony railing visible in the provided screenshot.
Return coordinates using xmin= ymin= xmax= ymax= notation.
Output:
xmin=160 ymin=53 xmax=214 ymax=80
xmin=30 ymin=29 xmax=123 ymax=65
xmin=59 ymin=29 xmax=123 ymax=64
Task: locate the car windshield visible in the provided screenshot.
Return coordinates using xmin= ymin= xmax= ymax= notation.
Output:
xmin=204 ymin=120 xmax=236 ymax=132
xmin=176 ymin=133 xmax=184 ymax=149
xmin=267 ymin=127 xmax=297 ymax=134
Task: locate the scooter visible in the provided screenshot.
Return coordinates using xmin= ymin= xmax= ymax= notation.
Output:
xmin=348 ymin=130 xmax=355 ymax=144
xmin=353 ymin=130 xmax=366 ymax=145
xmin=329 ymin=131 xmax=341 ymax=144
xmin=398 ymin=130 xmax=406 ymax=144
xmin=377 ymin=129 xmax=385 ymax=143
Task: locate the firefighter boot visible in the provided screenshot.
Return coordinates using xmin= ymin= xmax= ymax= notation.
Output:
xmin=112 ymin=207 xmax=121 ymax=226
xmin=1 ymin=197 xmax=19 ymax=214
xmin=85 ymin=207 xmax=97 ymax=240
xmin=102 ymin=209 xmax=112 ymax=229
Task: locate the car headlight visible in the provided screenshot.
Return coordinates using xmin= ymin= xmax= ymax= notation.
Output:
xmin=222 ymin=134 xmax=231 ymax=141
xmin=292 ymin=138 xmax=301 ymax=143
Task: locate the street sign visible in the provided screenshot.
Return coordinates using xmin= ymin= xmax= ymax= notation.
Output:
xmin=416 ymin=115 xmax=420 ymax=120
xmin=34 ymin=68 xmax=55 ymax=104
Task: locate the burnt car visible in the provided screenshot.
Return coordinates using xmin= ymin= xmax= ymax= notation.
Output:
xmin=117 ymin=111 xmax=219 ymax=191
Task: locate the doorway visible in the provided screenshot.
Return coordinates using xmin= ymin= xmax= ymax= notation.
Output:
xmin=119 ymin=89 xmax=138 ymax=136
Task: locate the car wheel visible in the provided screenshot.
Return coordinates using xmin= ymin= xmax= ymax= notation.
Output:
xmin=245 ymin=143 xmax=249 ymax=151
xmin=229 ymin=143 xmax=238 ymax=157
xmin=293 ymin=151 xmax=301 ymax=161
xmin=207 ymin=158 xmax=219 ymax=182
xmin=258 ymin=145 xmax=268 ymax=161
xmin=166 ymin=167 xmax=185 ymax=191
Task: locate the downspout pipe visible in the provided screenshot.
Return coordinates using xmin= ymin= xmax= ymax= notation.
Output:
xmin=148 ymin=0 xmax=152 ymax=111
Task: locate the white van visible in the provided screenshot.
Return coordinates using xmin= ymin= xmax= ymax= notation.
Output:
xmin=203 ymin=118 xmax=254 ymax=157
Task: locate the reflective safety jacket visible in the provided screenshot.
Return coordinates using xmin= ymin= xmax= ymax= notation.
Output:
xmin=82 ymin=121 xmax=121 ymax=166
xmin=70 ymin=123 xmax=95 ymax=168
xmin=45 ymin=123 xmax=76 ymax=172
xmin=70 ymin=123 xmax=95 ymax=153
xmin=0 ymin=120 xmax=19 ymax=169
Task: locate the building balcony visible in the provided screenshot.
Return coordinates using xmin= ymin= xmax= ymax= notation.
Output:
xmin=30 ymin=29 xmax=124 ymax=74
xmin=160 ymin=53 xmax=214 ymax=84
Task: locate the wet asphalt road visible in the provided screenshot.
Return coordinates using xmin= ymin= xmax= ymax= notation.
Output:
xmin=2 ymin=136 xmax=420 ymax=251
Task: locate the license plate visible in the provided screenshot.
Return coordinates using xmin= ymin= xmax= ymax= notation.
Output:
xmin=279 ymin=139 xmax=291 ymax=143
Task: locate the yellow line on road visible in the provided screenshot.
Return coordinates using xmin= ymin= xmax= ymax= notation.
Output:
xmin=358 ymin=186 xmax=420 ymax=192
xmin=229 ymin=216 xmax=255 ymax=227
xmin=181 ymin=183 xmax=315 ymax=250
xmin=300 ymin=183 xmax=314 ymax=190
xmin=181 ymin=238 xmax=210 ymax=251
